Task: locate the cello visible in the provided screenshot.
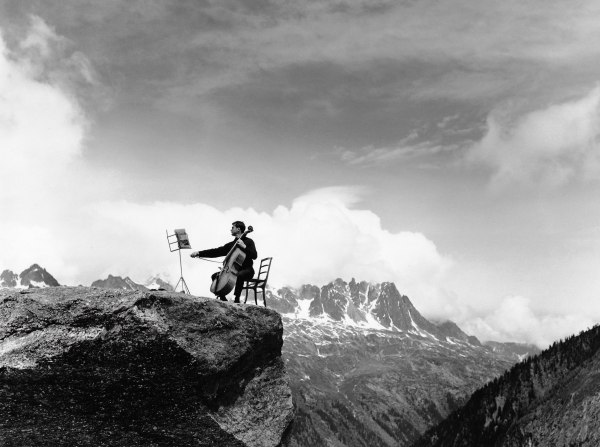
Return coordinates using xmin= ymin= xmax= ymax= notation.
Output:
xmin=210 ymin=225 xmax=254 ymax=297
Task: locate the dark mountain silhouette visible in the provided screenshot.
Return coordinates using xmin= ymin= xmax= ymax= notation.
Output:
xmin=0 ymin=264 xmax=60 ymax=288
xmin=0 ymin=270 xmax=18 ymax=288
xmin=413 ymin=325 xmax=600 ymax=447
xmin=20 ymin=264 xmax=60 ymax=287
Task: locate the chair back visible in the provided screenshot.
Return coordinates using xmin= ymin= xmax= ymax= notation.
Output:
xmin=256 ymin=257 xmax=273 ymax=282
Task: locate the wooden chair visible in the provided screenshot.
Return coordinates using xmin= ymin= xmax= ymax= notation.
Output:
xmin=242 ymin=257 xmax=272 ymax=307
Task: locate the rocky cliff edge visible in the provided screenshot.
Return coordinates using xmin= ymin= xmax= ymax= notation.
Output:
xmin=0 ymin=287 xmax=294 ymax=447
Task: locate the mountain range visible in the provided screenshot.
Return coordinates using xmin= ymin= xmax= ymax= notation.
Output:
xmin=0 ymin=264 xmax=60 ymax=289
xmin=0 ymin=264 xmax=175 ymax=293
xmin=12 ymin=265 xmax=595 ymax=446
xmin=264 ymin=279 xmax=539 ymax=446
xmin=90 ymin=274 xmax=175 ymax=292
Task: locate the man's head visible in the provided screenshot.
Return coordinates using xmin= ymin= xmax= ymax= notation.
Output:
xmin=231 ymin=220 xmax=245 ymax=236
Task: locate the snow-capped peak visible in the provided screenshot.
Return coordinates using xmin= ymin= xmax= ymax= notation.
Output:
xmin=267 ymin=278 xmax=478 ymax=343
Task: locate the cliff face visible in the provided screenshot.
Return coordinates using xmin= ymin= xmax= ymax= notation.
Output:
xmin=0 ymin=287 xmax=294 ymax=447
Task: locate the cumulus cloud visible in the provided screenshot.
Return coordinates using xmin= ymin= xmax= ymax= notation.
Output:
xmin=0 ymin=26 xmax=84 ymax=176
xmin=460 ymin=295 xmax=595 ymax=349
xmin=0 ymin=17 xmax=104 ymax=275
xmin=468 ymin=86 xmax=600 ymax=189
xmin=0 ymin=19 xmax=450 ymax=302
xmin=1 ymin=17 xmax=450 ymax=302
xmin=75 ymin=187 xmax=451 ymax=308
xmin=0 ymin=17 xmax=96 ymax=209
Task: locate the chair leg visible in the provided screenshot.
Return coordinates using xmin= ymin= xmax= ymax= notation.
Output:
xmin=261 ymin=287 xmax=266 ymax=307
xmin=254 ymin=287 xmax=258 ymax=305
xmin=244 ymin=287 xmax=248 ymax=304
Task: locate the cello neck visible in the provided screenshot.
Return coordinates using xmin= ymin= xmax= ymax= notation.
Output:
xmin=224 ymin=226 xmax=253 ymax=260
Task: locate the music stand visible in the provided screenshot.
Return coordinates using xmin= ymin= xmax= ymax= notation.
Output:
xmin=166 ymin=228 xmax=191 ymax=294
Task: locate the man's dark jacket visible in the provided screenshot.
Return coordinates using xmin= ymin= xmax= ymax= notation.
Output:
xmin=195 ymin=236 xmax=257 ymax=269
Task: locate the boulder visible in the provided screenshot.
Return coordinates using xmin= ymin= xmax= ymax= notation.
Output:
xmin=0 ymin=287 xmax=294 ymax=447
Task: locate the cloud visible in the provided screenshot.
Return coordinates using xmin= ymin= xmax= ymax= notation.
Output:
xmin=334 ymin=120 xmax=468 ymax=168
xmin=460 ymin=295 xmax=595 ymax=349
xmin=9 ymin=0 xmax=600 ymax=160
xmin=337 ymin=142 xmax=458 ymax=167
xmin=19 ymin=15 xmax=60 ymax=57
xmin=0 ymin=19 xmax=86 ymax=207
xmin=0 ymin=19 xmax=450 ymax=304
xmin=0 ymin=17 xmax=110 ymax=275
xmin=176 ymin=0 xmax=600 ymax=110
xmin=468 ymin=86 xmax=600 ymax=189
xmin=18 ymin=0 xmax=600 ymax=107
xmin=193 ymin=0 xmax=600 ymax=75
xmin=74 ymin=187 xmax=451 ymax=307
xmin=0 ymin=16 xmax=449 ymax=299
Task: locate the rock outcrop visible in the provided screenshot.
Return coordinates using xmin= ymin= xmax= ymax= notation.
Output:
xmin=0 ymin=287 xmax=294 ymax=447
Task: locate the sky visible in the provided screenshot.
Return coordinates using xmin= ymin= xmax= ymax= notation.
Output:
xmin=1 ymin=0 xmax=600 ymax=348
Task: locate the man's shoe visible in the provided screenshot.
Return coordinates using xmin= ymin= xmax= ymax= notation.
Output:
xmin=233 ymin=296 xmax=240 ymax=304
xmin=218 ymin=296 xmax=227 ymax=301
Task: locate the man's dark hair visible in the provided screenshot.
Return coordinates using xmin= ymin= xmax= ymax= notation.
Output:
xmin=232 ymin=221 xmax=246 ymax=233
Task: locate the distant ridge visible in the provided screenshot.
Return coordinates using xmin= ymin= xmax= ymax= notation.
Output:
xmin=0 ymin=264 xmax=60 ymax=288
xmin=0 ymin=265 xmax=176 ymax=293
xmin=91 ymin=275 xmax=149 ymax=292
xmin=91 ymin=274 xmax=175 ymax=292
xmin=271 ymin=278 xmax=481 ymax=344
xmin=144 ymin=275 xmax=175 ymax=292
xmin=413 ymin=325 xmax=600 ymax=447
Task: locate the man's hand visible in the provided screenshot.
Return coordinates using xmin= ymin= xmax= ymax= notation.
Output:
xmin=190 ymin=251 xmax=199 ymax=258
xmin=236 ymin=240 xmax=246 ymax=249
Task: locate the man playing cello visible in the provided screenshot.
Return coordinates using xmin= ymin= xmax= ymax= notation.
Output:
xmin=190 ymin=221 xmax=257 ymax=303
